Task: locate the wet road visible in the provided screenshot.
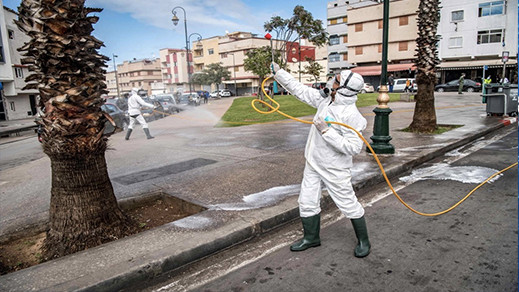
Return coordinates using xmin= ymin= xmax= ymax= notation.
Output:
xmin=147 ymin=127 xmax=518 ymax=292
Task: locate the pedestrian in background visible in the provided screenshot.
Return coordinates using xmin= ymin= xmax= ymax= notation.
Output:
xmin=404 ymin=79 xmax=411 ymax=93
xmin=125 ymin=88 xmax=155 ymax=140
xmin=458 ymin=73 xmax=465 ymax=94
xmin=388 ymin=73 xmax=394 ymax=92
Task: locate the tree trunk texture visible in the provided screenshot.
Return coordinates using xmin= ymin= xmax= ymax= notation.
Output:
xmin=409 ymin=72 xmax=437 ymax=132
xmin=15 ymin=0 xmax=137 ymax=259
xmin=409 ymin=0 xmax=441 ymax=132
xmin=43 ymin=153 xmax=136 ymax=259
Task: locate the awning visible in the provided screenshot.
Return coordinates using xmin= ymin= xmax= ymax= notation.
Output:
xmin=437 ymin=59 xmax=517 ymax=70
xmin=350 ymin=63 xmax=416 ymax=76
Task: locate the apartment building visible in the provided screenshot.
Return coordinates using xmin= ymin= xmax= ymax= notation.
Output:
xmin=347 ymin=0 xmax=419 ymax=85
xmin=327 ymin=0 xmax=352 ymax=73
xmin=108 ymin=58 xmax=161 ymax=97
xmin=437 ymin=0 xmax=517 ymax=83
xmin=159 ymin=48 xmax=191 ymax=94
xmin=0 ymin=6 xmax=39 ymax=121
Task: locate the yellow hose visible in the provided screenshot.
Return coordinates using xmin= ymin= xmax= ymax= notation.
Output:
xmin=253 ymin=76 xmax=518 ymax=217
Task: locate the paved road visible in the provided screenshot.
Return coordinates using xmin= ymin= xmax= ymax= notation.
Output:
xmin=147 ymin=127 xmax=518 ymax=292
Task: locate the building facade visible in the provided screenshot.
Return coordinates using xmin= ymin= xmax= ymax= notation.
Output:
xmin=109 ymin=58 xmax=162 ymax=97
xmin=437 ymin=0 xmax=518 ymax=83
xmin=327 ymin=0 xmax=352 ymax=73
xmin=159 ymin=48 xmax=191 ymax=94
xmin=0 ymin=6 xmax=39 ymax=121
xmin=346 ymin=0 xmax=420 ymax=85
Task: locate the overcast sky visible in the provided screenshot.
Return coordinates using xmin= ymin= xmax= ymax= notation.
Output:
xmin=3 ymin=0 xmax=327 ymax=70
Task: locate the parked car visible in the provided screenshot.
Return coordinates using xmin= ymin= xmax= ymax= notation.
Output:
xmin=360 ymin=83 xmax=375 ymax=93
xmin=220 ymin=89 xmax=233 ymax=97
xmin=101 ymin=103 xmax=129 ymax=133
xmin=152 ymin=94 xmax=180 ymax=115
xmin=141 ymin=97 xmax=162 ymax=121
xmin=105 ymin=97 xmax=128 ymax=111
xmin=209 ymin=90 xmax=221 ymax=98
xmin=377 ymin=78 xmax=417 ymax=92
xmin=435 ymin=79 xmax=482 ymax=93
xmin=179 ymin=92 xmax=201 ymax=106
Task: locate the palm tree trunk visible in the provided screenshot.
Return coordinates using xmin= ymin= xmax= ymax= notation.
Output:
xmin=44 ymin=153 xmax=135 ymax=259
xmin=409 ymin=0 xmax=440 ymax=133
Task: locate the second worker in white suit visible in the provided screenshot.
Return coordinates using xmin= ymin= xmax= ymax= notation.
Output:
xmin=271 ymin=62 xmax=371 ymax=257
xmin=125 ymin=88 xmax=155 ymax=140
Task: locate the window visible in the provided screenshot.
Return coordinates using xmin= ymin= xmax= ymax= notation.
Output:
xmin=451 ymin=10 xmax=464 ymax=22
xmin=378 ymin=20 xmax=383 ymax=29
xmin=15 ymin=67 xmax=24 ymax=78
xmin=355 ymin=46 xmax=363 ymax=55
xmin=449 ymin=37 xmax=463 ymax=48
xmin=477 ymin=29 xmax=504 ymax=44
xmin=330 ymin=18 xmax=337 ymax=25
xmin=355 ymin=23 xmax=363 ymax=32
xmin=342 ymin=53 xmax=348 ymax=61
xmin=329 ymin=35 xmax=340 ymax=45
xmin=221 ymin=53 xmax=228 ymax=58
xmin=8 ymin=29 xmax=14 ymax=39
xmin=378 ymin=44 xmax=382 ymax=53
xmin=343 ymin=35 xmax=348 ymax=43
xmin=398 ymin=42 xmax=408 ymax=51
xmin=342 ymin=17 xmax=348 ymax=23
xmin=208 ymin=48 xmax=214 ymax=55
xmin=479 ymin=1 xmax=505 ymax=17
xmin=399 ymin=16 xmax=408 ymax=26
xmin=10 ymin=102 xmax=15 ymax=111
xmin=148 ymin=71 xmax=153 ymax=75
xmin=329 ymin=53 xmax=340 ymax=62
xmin=0 ymin=30 xmax=4 ymax=63
xmin=234 ymin=66 xmax=239 ymax=72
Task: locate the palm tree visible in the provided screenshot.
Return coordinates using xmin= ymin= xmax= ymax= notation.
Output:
xmin=409 ymin=0 xmax=441 ymax=133
xmin=16 ymin=0 xmax=137 ymax=259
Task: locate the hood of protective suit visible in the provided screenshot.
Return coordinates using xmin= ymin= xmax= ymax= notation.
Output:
xmin=334 ymin=70 xmax=364 ymax=105
xmin=131 ymin=88 xmax=140 ymax=95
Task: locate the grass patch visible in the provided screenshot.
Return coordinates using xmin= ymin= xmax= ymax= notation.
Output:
xmin=218 ymin=95 xmax=316 ymax=127
xmin=400 ymin=124 xmax=463 ymax=134
xmin=217 ymin=93 xmax=404 ymax=127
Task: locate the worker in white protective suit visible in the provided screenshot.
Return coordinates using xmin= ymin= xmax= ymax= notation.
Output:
xmin=271 ymin=62 xmax=370 ymax=257
xmin=125 ymin=88 xmax=155 ymax=140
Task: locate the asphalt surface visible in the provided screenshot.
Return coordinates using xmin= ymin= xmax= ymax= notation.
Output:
xmin=188 ymin=128 xmax=518 ymax=292
xmin=0 ymin=92 xmax=516 ymax=291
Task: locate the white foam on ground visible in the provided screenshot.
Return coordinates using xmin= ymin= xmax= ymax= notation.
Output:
xmin=399 ymin=163 xmax=502 ymax=184
xmin=213 ymin=185 xmax=301 ymax=211
xmin=170 ymin=215 xmax=213 ymax=229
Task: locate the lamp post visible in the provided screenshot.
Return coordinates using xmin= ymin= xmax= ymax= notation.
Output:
xmin=228 ymin=53 xmax=238 ymax=96
xmin=112 ymin=54 xmax=120 ymax=97
xmin=368 ymin=0 xmax=395 ymax=154
xmin=172 ymin=7 xmax=202 ymax=94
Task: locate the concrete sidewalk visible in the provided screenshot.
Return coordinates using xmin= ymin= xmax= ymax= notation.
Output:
xmin=0 ymin=93 xmax=516 ymax=291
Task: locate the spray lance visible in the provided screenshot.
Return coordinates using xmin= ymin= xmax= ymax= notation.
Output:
xmin=264 ymin=33 xmax=279 ymax=94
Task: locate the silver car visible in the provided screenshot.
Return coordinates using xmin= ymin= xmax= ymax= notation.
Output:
xmin=152 ymin=94 xmax=180 ymax=114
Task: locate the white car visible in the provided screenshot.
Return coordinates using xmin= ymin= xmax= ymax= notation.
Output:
xmin=377 ymin=78 xmax=417 ymax=92
xmin=360 ymin=83 xmax=375 ymax=93
xmin=210 ymin=91 xmax=221 ymax=98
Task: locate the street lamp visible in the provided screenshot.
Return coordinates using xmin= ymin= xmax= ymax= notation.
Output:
xmin=368 ymin=0 xmax=395 ymax=154
xmin=228 ymin=53 xmax=238 ymax=96
xmin=171 ymin=7 xmax=202 ymax=94
xmin=112 ymin=54 xmax=120 ymax=97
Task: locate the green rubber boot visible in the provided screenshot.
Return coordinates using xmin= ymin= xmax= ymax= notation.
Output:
xmin=351 ymin=216 xmax=371 ymax=258
xmin=290 ymin=214 xmax=321 ymax=252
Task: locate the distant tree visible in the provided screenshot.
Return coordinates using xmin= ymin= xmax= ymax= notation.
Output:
xmin=264 ymin=5 xmax=328 ymax=67
xmin=201 ymin=63 xmax=231 ymax=93
xmin=15 ymin=0 xmax=137 ymax=259
xmin=409 ymin=0 xmax=441 ymax=133
xmin=244 ymin=46 xmax=281 ymax=98
xmin=301 ymin=57 xmax=324 ymax=85
xmin=191 ymin=72 xmax=210 ymax=86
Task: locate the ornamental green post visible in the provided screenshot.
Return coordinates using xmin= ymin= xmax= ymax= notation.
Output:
xmin=368 ymin=0 xmax=395 ymax=154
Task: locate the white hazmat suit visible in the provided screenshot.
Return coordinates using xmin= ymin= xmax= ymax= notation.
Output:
xmin=273 ymin=69 xmax=367 ymax=219
xmin=125 ymin=88 xmax=155 ymax=140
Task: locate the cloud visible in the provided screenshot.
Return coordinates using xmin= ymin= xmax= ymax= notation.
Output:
xmin=87 ymin=0 xmax=269 ymax=37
